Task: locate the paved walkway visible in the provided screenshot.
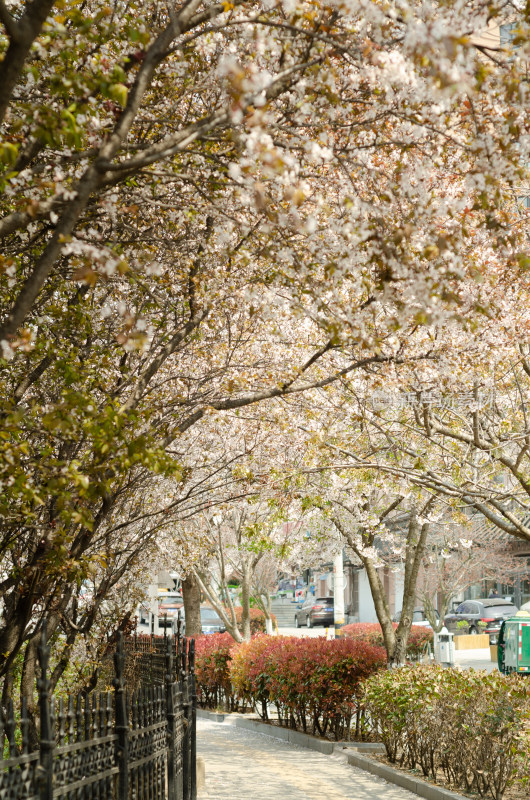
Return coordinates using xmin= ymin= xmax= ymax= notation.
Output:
xmin=197 ymin=719 xmax=418 ymax=800
xmin=453 ymin=646 xmax=497 ymax=672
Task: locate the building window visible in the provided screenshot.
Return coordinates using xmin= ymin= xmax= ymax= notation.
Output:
xmin=519 ymin=557 xmax=530 ymax=606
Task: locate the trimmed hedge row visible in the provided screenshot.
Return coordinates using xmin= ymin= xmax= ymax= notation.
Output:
xmin=231 ymin=606 xmax=277 ymax=634
xmin=231 ymin=635 xmax=386 ymax=740
xmin=195 ymin=634 xmax=386 ymax=739
xmin=195 ymin=633 xmax=530 ymax=796
xmin=363 ymin=664 xmax=530 ymax=800
xmin=342 ymin=623 xmax=433 ymax=659
xmin=194 ymin=633 xmax=243 ymax=711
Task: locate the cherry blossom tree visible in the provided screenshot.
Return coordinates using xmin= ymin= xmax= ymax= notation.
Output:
xmin=326 ymin=347 xmax=530 ymax=545
xmin=189 ymin=493 xmax=307 ymax=641
xmin=293 ymin=457 xmax=439 ymax=665
xmin=417 ymin=528 xmax=521 ymax=631
xmin=0 ymin=0 xmax=528 ymax=699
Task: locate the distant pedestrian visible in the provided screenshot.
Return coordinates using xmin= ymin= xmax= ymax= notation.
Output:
xmin=488 ymin=588 xmax=499 ymax=598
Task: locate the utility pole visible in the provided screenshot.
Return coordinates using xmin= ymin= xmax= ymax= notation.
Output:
xmin=333 ymin=550 xmax=345 ymax=638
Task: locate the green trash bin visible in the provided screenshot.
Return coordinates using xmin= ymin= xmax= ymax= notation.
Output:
xmin=497 ymin=611 xmax=530 ymax=674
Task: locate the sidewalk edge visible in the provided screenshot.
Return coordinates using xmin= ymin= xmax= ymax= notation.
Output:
xmin=346 ymin=751 xmax=468 ymax=800
xmin=197 ymin=708 xmax=468 ymax=800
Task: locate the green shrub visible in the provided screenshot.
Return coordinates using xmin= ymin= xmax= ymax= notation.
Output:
xmin=363 ymin=664 xmax=530 ymax=800
xmin=229 ymin=635 xmax=273 ymax=717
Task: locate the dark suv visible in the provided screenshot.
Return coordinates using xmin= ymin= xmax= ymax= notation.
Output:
xmin=444 ymin=599 xmax=518 ymax=643
xmin=294 ymin=596 xmax=334 ymax=628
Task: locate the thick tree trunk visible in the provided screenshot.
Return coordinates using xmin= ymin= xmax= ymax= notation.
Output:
xmin=182 ymin=573 xmax=202 ymax=637
xmin=391 ymin=627 xmax=411 ymax=665
xmin=19 ymin=631 xmax=45 ymax=751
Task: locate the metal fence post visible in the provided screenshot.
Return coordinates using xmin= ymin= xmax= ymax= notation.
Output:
xmin=181 ymin=638 xmax=190 ymax=800
xmin=189 ymin=639 xmax=197 ymax=800
xmin=165 ymin=634 xmax=177 ymax=800
xmin=37 ymin=622 xmax=54 ymax=800
xmin=113 ymin=632 xmax=129 ymax=800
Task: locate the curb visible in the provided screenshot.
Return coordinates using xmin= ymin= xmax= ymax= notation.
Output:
xmin=335 ymin=741 xmax=386 ymax=754
xmin=196 ymin=709 xmax=226 ymax=723
xmin=198 ymin=708 xmax=385 ymax=755
xmin=346 ymin=751 xmax=467 ymax=800
xmin=231 ymin=715 xmax=334 ymax=754
xmin=197 ymin=708 xmax=467 ymax=800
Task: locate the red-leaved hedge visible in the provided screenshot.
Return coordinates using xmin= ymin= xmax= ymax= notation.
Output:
xmin=229 ymin=635 xmax=386 ymax=739
xmin=194 ymin=633 xmax=242 ymax=711
xmin=230 ymin=607 xmax=277 ymax=634
xmin=342 ymin=622 xmax=433 ymax=659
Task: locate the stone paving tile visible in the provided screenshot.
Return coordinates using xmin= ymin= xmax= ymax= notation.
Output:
xmin=197 ymin=719 xmax=419 ymax=800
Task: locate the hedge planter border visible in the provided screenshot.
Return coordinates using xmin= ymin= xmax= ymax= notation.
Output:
xmin=196 ymin=708 xmax=227 ymax=723
xmin=346 ymin=751 xmax=469 ymax=800
xmin=197 ymin=708 xmax=384 ymax=753
xmin=197 ymin=709 xmax=468 ymax=800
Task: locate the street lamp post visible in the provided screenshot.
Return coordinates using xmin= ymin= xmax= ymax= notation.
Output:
xmin=333 ymin=550 xmax=345 ymax=638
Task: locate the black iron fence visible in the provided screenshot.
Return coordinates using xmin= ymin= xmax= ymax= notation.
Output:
xmin=0 ymin=625 xmax=196 ymax=800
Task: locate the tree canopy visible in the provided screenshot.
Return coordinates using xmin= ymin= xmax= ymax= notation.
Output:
xmin=0 ymin=0 xmax=529 ymax=695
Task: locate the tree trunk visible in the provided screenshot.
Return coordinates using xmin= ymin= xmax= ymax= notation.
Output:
xmin=423 ymin=593 xmax=444 ymax=632
xmin=20 ymin=635 xmax=40 ymax=750
xmin=332 ymin=511 xmax=398 ymax=662
xmin=263 ymin=594 xmax=274 ymax=634
xmin=362 ymin=558 xmax=397 ymax=660
xmin=249 ymin=590 xmax=274 ymax=633
xmin=240 ymin=567 xmax=252 ymax=641
xmin=191 ymin=569 xmax=243 ymax=642
xmin=182 ymin=573 xmax=202 ymax=637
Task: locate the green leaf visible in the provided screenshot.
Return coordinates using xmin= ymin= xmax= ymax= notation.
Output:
xmin=109 ymin=83 xmax=128 ymax=107
xmin=0 ymin=142 xmax=18 ymax=165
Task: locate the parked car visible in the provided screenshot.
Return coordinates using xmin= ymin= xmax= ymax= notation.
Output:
xmin=178 ymin=606 xmax=226 ymax=635
xmin=294 ymin=596 xmax=334 ymax=628
xmin=158 ymin=598 xmax=183 ymax=617
xmin=392 ymin=608 xmax=439 ymax=629
xmin=157 ymin=593 xmax=184 ymax=633
xmin=138 ymin=600 xmax=225 ymax=636
xmin=197 ymin=607 xmax=226 ymax=635
xmin=156 ymin=608 xmax=182 ymax=635
xmin=158 ymin=591 xmax=183 ymax=609
xmin=444 ymin=598 xmax=519 ymax=643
